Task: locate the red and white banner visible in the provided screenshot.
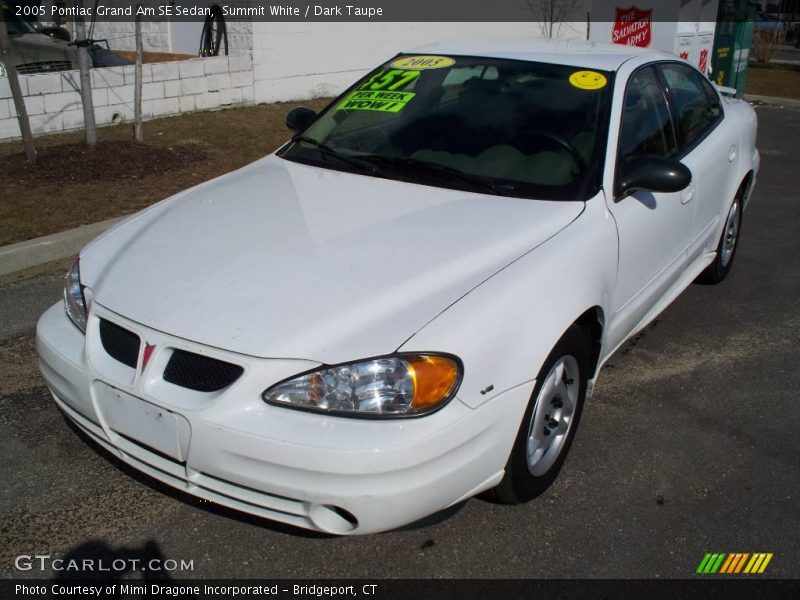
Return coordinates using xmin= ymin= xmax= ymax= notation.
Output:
xmin=611 ymin=6 xmax=653 ymax=48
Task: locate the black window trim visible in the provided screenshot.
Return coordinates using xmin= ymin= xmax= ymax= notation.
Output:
xmin=613 ymin=63 xmax=678 ymax=201
xmin=653 ymin=60 xmax=725 ymax=159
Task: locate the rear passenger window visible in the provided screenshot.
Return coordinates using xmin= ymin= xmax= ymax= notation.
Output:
xmin=659 ymin=63 xmax=722 ymax=151
xmin=618 ymin=66 xmax=676 ymax=161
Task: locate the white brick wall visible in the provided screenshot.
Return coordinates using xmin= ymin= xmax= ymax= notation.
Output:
xmin=90 ymin=21 xmax=172 ymax=54
xmin=249 ymin=22 xmax=585 ymax=103
xmin=0 ymin=55 xmax=255 ymax=140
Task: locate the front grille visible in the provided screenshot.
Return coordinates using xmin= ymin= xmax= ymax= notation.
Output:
xmin=99 ymin=319 xmax=140 ymax=368
xmin=16 ymin=61 xmax=72 ymax=74
xmin=163 ymin=350 xmax=243 ymax=392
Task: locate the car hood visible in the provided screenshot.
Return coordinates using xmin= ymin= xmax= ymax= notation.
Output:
xmin=7 ymin=33 xmax=76 ymax=68
xmin=81 ymin=156 xmax=583 ymax=363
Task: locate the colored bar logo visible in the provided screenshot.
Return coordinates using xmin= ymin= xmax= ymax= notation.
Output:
xmin=696 ymin=552 xmax=773 ymax=574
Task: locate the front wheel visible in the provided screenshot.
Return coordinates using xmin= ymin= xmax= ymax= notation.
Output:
xmin=493 ymin=325 xmax=590 ymax=504
xmin=697 ymin=192 xmax=743 ymax=285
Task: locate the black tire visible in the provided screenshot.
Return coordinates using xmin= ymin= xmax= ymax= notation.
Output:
xmin=696 ymin=189 xmax=744 ymax=285
xmin=492 ymin=325 xmax=590 ymax=504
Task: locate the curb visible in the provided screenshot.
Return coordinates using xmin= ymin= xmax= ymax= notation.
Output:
xmin=749 ymin=60 xmax=800 ymax=72
xmin=744 ymin=94 xmax=800 ymax=109
xmin=0 ymin=217 xmax=123 ymax=277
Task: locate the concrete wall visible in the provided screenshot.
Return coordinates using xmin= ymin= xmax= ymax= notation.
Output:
xmin=0 ymin=54 xmax=254 ymax=140
xmin=250 ymin=22 xmax=586 ymax=103
xmin=90 ymin=20 xmax=253 ymax=56
xmin=89 ymin=21 xmax=172 ymax=54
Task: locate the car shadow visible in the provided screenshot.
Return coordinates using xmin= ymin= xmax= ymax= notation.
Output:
xmin=52 ymin=539 xmax=173 ymax=582
xmin=393 ymin=501 xmax=466 ymax=532
xmin=631 ymin=190 xmax=658 ymax=209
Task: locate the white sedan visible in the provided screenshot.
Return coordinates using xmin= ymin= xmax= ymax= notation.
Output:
xmin=37 ymin=38 xmax=759 ymax=535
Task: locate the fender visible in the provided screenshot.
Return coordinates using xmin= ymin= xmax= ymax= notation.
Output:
xmin=726 ymin=97 xmax=760 ymax=211
xmin=399 ymin=192 xmax=618 ymax=409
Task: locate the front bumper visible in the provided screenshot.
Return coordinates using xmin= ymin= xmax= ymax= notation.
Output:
xmin=37 ymin=302 xmax=530 ymax=534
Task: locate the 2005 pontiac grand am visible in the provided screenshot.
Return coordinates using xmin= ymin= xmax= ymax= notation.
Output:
xmin=37 ymin=38 xmax=759 ymax=534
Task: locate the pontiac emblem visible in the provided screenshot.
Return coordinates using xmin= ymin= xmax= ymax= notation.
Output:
xmin=142 ymin=343 xmax=156 ymax=371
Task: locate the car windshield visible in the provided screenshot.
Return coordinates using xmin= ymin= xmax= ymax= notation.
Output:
xmin=279 ymin=54 xmax=613 ymax=200
xmin=2 ymin=9 xmax=38 ymax=35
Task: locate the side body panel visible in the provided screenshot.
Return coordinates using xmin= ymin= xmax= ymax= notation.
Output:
xmin=682 ymin=116 xmax=741 ymax=264
xmin=599 ymin=56 xmax=759 ymax=366
xmin=724 ymin=96 xmax=760 ymax=211
xmin=599 ymin=56 xmax=696 ymax=354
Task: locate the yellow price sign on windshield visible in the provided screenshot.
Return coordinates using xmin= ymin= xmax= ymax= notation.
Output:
xmin=360 ymin=69 xmax=421 ymax=91
xmin=391 ymin=56 xmax=455 ymax=70
xmin=338 ymin=90 xmax=416 ymax=113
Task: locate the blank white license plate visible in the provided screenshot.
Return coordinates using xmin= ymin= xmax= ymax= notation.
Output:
xmin=96 ymin=384 xmax=186 ymax=461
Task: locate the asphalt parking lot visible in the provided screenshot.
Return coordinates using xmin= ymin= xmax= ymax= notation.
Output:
xmin=1 ymin=105 xmax=798 ymax=580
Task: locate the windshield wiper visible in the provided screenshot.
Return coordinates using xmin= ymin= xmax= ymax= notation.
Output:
xmin=291 ymin=135 xmax=376 ymax=173
xmin=354 ymin=155 xmax=511 ymax=196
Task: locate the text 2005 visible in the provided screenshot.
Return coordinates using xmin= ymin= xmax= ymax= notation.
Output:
xmin=15 ymin=5 xmax=48 ymax=16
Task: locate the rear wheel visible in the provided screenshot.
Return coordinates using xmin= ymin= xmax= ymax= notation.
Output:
xmin=493 ymin=325 xmax=590 ymax=504
xmin=697 ymin=191 xmax=743 ymax=285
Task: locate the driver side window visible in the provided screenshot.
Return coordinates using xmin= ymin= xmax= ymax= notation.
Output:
xmin=659 ymin=62 xmax=722 ymax=152
xmin=618 ymin=66 xmax=677 ymax=161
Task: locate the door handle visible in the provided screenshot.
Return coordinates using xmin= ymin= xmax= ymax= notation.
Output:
xmin=681 ymin=184 xmax=695 ymax=205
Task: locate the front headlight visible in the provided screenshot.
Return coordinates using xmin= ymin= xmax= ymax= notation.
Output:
xmin=64 ymin=258 xmax=87 ymax=332
xmin=263 ymin=354 xmax=462 ymax=417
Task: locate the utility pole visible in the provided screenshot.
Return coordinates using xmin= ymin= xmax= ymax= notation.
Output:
xmin=0 ymin=9 xmax=36 ymax=162
xmin=73 ymin=0 xmax=97 ymax=146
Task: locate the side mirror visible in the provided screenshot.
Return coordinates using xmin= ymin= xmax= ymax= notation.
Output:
xmin=285 ymin=107 xmax=317 ymax=133
xmin=615 ymin=156 xmax=692 ymax=200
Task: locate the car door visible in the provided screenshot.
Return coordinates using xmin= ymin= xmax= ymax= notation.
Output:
xmin=605 ymin=65 xmax=694 ymax=352
xmin=657 ymin=62 xmax=737 ymax=263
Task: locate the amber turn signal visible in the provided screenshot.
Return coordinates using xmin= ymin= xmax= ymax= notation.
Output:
xmin=407 ymin=355 xmax=461 ymax=410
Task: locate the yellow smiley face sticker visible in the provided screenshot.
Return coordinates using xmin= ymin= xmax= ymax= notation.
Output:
xmin=569 ymin=70 xmax=608 ymax=90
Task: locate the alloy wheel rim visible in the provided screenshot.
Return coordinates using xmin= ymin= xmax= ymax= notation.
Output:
xmin=526 ymin=355 xmax=580 ymax=476
xmin=721 ymin=201 xmax=739 ymax=268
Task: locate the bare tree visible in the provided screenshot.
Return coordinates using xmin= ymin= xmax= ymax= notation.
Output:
xmin=752 ymin=26 xmax=787 ymax=63
xmin=73 ymin=0 xmax=97 ymax=146
xmin=0 ymin=11 xmax=35 ymax=162
xmin=134 ymin=7 xmax=143 ymax=142
xmin=527 ymin=0 xmax=582 ymax=39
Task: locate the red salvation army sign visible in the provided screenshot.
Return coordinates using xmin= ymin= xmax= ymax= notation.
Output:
xmin=612 ymin=5 xmax=653 ymax=47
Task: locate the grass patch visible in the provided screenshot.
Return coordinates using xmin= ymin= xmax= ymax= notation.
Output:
xmin=0 ymin=98 xmax=332 ymax=246
xmin=745 ymin=65 xmax=800 ymax=100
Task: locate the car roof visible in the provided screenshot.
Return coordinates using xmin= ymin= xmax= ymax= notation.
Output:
xmin=408 ymin=37 xmax=675 ymax=72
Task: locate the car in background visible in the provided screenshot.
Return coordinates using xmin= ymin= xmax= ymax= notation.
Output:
xmin=1 ymin=8 xmax=77 ymax=75
xmin=37 ymin=38 xmax=759 ymax=535
xmin=1 ymin=7 xmax=131 ymax=77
